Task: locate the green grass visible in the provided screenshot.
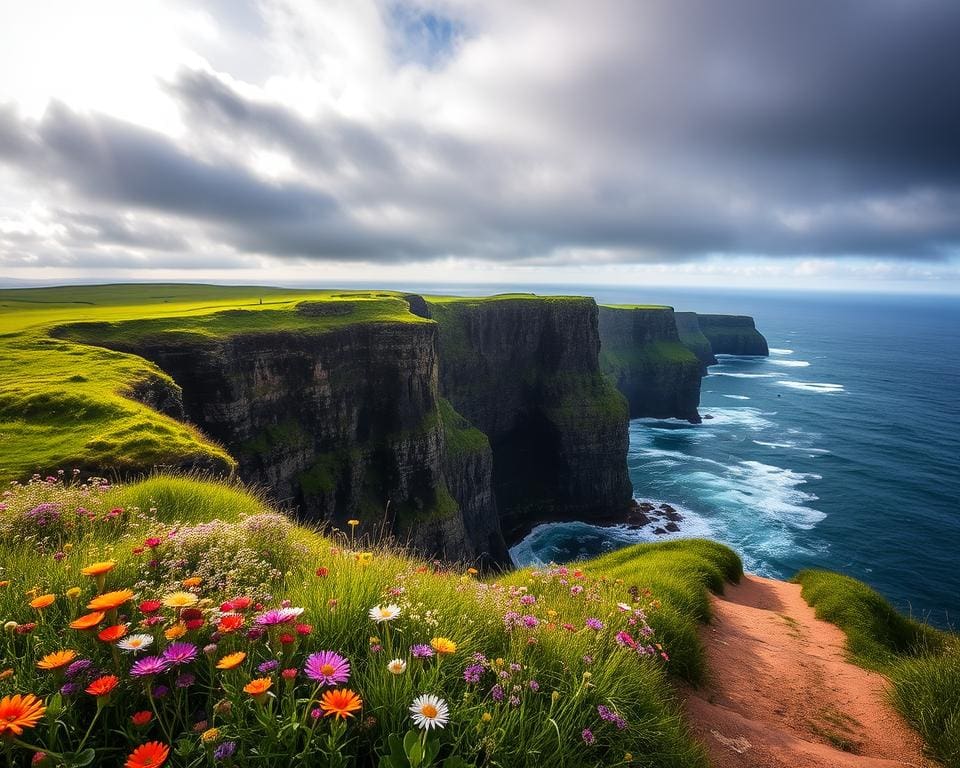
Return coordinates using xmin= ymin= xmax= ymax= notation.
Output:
xmin=0 ymin=474 xmax=746 ymax=767
xmin=796 ymin=569 xmax=960 ymax=766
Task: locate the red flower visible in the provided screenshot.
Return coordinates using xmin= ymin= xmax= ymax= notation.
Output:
xmin=144 ymin=537 xmax=162 ymax=549
xmin=139 ymin=600 xmax=162 ymax=614
xmin=125 ymin=741 xmax=169 ymax=768
xmin=218 ymin=615 xmax=244 ymax=633
xmin=185 ymin=619 xmax=205 ymax=631
xmin=181 ymin=608 xmax=203 ymax=622
xmin=281 ymin=668 xmax=297 ymax=680
xmin=86 ymin=675 xmax=119 ymax=697
xmin=131 ymin=710 xmax=153 ymax=726
xmin=132 ymin=547 xmax=144 ymax=555
xmin=295 ymin=623 xmax=312 ymax=636
xmin=230 ymin=597 xmax=252 ymax=611
xmin=280 ymin=633 xmax=295 ymax=645
xmin=315 ymin=566 xmax=329 ymax=577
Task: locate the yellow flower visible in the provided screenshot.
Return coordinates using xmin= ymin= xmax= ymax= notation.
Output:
xmin=430 ymin=637 xmax=457 ymax=655
xmin=181 ymin=577 xmax=202 ymax=588
xmin=165 ymin=622 xmax=187 ymax=640
xmin=355 ymin=552 xmax=373 ymax=566
xmin=66 ymin=587 xmax=82 ymax=599
xmin=467 ymin=568 xmax=479 ymax=576
xmin=481 ymin=712 xmax=492 ymax=723
xmin=201 ymin=727 xmax=220 ymax=744
xmin=163 ymin=592 xmax=198 ymax=609
xmin=80 ymin=561 xmax=116 ymax=578
xmin=347 ymin=519 xmax=360 ymax=527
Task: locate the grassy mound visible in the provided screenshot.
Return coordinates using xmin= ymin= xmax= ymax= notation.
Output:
xmin=0 ymin=474 xmax=743 ymax=767
xmin=796 ymin=569 xmax=960 ymax=767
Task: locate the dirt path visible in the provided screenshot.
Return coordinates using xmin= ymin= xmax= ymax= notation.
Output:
xmin=683 ymin=574 xmax=934 ymax=768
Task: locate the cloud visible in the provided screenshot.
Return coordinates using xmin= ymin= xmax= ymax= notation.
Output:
xmin=0 ymin=0 xmax=959 ymax=282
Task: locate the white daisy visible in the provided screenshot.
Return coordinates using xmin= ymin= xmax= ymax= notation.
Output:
xmin=369 ymin=604 xmax=401 ymax=623
xmin=116 ymin=633 xmax=154 ymax=653
xmin=409 ymin=694 xmax=449 ymax=731
xmin=387 ymin=658 xmax=407 ymax=675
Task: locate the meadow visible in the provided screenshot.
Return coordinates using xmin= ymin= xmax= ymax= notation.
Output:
xmin=0 ymin=473 xmax=742 ymax=767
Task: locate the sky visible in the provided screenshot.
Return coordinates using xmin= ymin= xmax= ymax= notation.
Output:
xmin=1 ymin=0 xmax=959 ymax=293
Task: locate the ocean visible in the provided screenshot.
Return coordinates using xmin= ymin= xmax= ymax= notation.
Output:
xmin=501 ymin=287 xmax=960 ymax=627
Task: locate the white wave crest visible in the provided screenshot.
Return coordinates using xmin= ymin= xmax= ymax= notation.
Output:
xmin=770 ymin=359 xmax=810 ymax=367
xmin=776 ymin=380 xmax=845 ymax=394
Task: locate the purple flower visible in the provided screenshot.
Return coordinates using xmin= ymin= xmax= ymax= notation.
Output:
xmin=490 ymin=684 xmax=504 ymax=702
xmin=175 ymin=672 xmax=195 ymax=688
xmin=411 ymin=644 xmax=434 ymax=659
xmin=257 ymin=660 xmax=279 ymax=674
xmin=254 ymin=607 xmax=303 ymax=626
xmin=162 ymin=642 xmax=198 ymax=666
xmin=585 ymin=618 xmax=603 ymax=631
xmin=304 ymin=651 xmax=350 ymax=685
xmin=508 ymin=695 xmax=520 ymax=707
xmin=581 ymin=728 xmax=595 ymax=745
xmin=66 ymin=659 xmax=93 ymax=679
xmin=463 ymin=664 xmax=484 ymax=684
xmin=310 ymin=708 xmax=322 ymax=720
xmin=519 ymin=594 xmax=536 ymax=605
xmin=598 ymin=705 xmax=628 ymax=730
xmin=529 ymin=680 xmax=540 ymax=692
xmin=503 ymin=611 xmax=520 ymax=629
xmin=151 ymin=684 xmax=170 ymax=699
xmin=59 ymin=683 xmax=79 ymax=696
xmin=130 ymin=655 xmax=170 ymax=677
xmin=214 ymin=742 xmax=236 ymax=761
xmin=522 ymin=615 xmax=539 ymax=628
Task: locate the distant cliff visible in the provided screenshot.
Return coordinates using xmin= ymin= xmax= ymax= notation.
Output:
xmin=673 ymin=312 xmax=716 ymax=372
xmin=696 ymin=314 xmax=769 ymax=356
xmin=598 ymin=306 xmax=702 ymax=423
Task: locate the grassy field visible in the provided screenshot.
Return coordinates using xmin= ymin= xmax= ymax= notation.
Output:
xmin=796 ymin=570 xmax=960 ymax=767
xmin=0 ymin=473 xmax=745 ymax=767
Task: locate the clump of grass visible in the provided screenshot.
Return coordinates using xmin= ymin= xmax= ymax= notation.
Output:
xmin=796 ymin=569 xmax=959 ymax=767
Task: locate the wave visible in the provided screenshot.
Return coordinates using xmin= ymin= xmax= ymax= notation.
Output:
xmin=752 ymin=440 xmax=796 ymax=449
xmin=722 ymin=394 xmax=751 ymax=400
xmin=776 ymin=380 xmax=845 ymax=394
xmin=770 ymin=359 xmax=810 ymax=367
xmin=770 ymin=348 xmax=793 ymax=355
xmin=709 ymin=372 xmax=781 ymax=378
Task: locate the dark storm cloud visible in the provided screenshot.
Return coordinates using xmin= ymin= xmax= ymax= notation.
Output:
xmin=1 ymin=0 xmax=959 ymax=268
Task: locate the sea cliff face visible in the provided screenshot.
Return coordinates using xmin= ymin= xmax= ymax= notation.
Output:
xmin=598 ymin=306 xmax=703 ymax=423
xmin=673 ymin=312 xmax=717 ymax=372
xmin=696 ymin=314 xmax=770 ymax=356
xmin=429 ymin=297 xmax=632 ymax=541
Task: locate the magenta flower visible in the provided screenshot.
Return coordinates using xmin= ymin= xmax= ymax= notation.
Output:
xmin=581 ymin=728 xmax=595 ymax=745
xmin=162 ymin=642 xmax=198 ymax=666
xmin=304 ymin=651 xmax=350 ymax=685
xmin=411 ymin=644 xmax=434 ymax=659
xmin=130 ymin=655 xmax=170 ymax=677
xmin=254 ymin=607 xmax=304 ymax=626
xmin=585 ymin=618 xmax=604 ymax=631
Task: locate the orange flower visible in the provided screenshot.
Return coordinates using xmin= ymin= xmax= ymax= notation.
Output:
xmin=0 ymin=694 xmax=46 ymax=736
xmin=319 ymin=688 xmax=362 ymax=719
xmin=98 ymin=624 xmax=128 ymax=643
xmin=80 ymin=560 xmax=116 ymax=577
xmin=0 ymin=580 xmax=10 ymax=588
xmin=70 ymin=611 xmax=106 ymax=630
xmin=29 ymin=593 xmax=55 ymax=609
xmin=87 ymin=589 xmax=134 ymax=612
xmin=131 ymin=710 xmax=153 ymax=727
xmin=86 ymin=674 xmax=119 ymax=697
xmin=162 ymin=592 xmax=197 ymax=609
xmin=164 ymin=623 xmax=187 ymax=641
xmin=217 ymin=614 xmax=244 ymax=633
xmin=430 ymin=637 xmax=457 ymax=655
xmin=243 ymin=677 xmax=272 ymax=696
xmin=37 ymin=650 xmax=77 ymax=670
xmin=125 ymin=741 xmax=170 ymax=768
xmin=216 ymin=651 xmax=246 ymax=670
xmin=181 ymin=577 xmax=202 ymax=588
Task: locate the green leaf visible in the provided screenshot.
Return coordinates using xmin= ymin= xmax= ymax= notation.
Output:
xmin=61 ymin=748 xmax=95 ymax=767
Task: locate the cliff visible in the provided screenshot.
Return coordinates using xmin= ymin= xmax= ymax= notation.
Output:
xmin=697 ymin=314 xmax=769 ymax=356
xmin=673 ymin=311 xmax=717 ymax=372
xmin=597 ymin=306 xmax=703 ymax=423
xmin=428 ymin=296 xmax=632 ymax=541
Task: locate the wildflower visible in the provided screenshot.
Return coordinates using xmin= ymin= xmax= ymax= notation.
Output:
xmin=254 ymin=607 xmax=303 ymax=626
xmin=490 ymin=684 xmax=504 ymax=702
xmin=144 ymin=537 xmax=162 ymax=549
xmin=130 ymin=656 xmax=170 ymax=678
xmin=0 ymin=669 xmax=12 ymax=681
xmin=29 ymin=594 xmax=55 ymax=609
xmin=411 ymin=644 xmax=434 ymax=659
xmin=369 ymin=604 xmax=401 ymax=623
xmin=124 ymin=741 xmax=169 ymax=768
xmin=217 ymin=614 xmax=243 ymax=633
xmin=175 ymin=672 xmax=195 ymax=688
xmin=86 ymin=674 xmax=119 ymax=697
xmin=315 ymin=567 xmax=329 ymax=577
xmin=311 ymin=708 xmax=322 ymax=720
xmin=164 ymin=623 xmax=187 ymax=641
xmin=387 ymin=659 xmax=407 ymax=675
xmin=281 ymin=668 xmax=297 ymax=681
xmin=585 ymin=618 xmax=603 ymax=631
xmin=0 ymin=694 xmax=46 ymax=736
xmin=216 ymin=652 xmax=246 ymax=670
xmin=162 ymin=592 xmax=198 ymax=610
xmin=87 ymin=589 xmax=134 ymax=612
xmin=66 ymin=587 xmax=82 ymax=599
xmin=522 ymin=615 xmax=539 ymax=628
xmin=229 ymin=596 xmax=252 ymax=611
xmin=162 ymin=642 xmax=198 ymax=666
xmin=150 ymin=685 xmax=169 ymax=700
xmin=80 ymin=561 xmax=116 ymax=578
xmin=243 ymin=677 xmax=272 ymax=702
xmin=131 ymin=711 xmax=152 ymax=727
xmin=296 ymin=623 xmax=312 ymax=636
xmin=305 ymin=651 xmax=351 ymax=685
xmin=529 ymin=680 xmax=540 ymax=692
xmin=139 ymin=600 xmax=162 ymax=614
xmin=201 ymin=727 xmax=220 ymax=744
xmin=430 ymin=637 xmax=457 ymax=655
xmin=3 ymin=622 xmax=17 ymax=633
xmin=257 ymin=660 xmax=279 ymax=675
xmin=15 ymin=623 xmax=36 ymax=635
xmin=37 ymin=650 xmax=77 ymax=670
xmin=66 ymin=659 xmax=93 ymax=679
xmin=410 ymin=694 xmax=449 ymax=731
xmin=204 ymin=644 xmax=218 ymax=658
xmin=319 ymin=688 xmax=362 ymax=719
xmin=356 ymin=552 xmax=373 ymax=565
xmin=615 ymin=630 xmax=638 ymax=649
xmin=60 ymin=683 xmax=80 ymax=697
xmin=581 ymin=728 xmax=595 ymax=745
xmin=117 ymin=634 xmax=154 ymax=653
xmin=181 ymin=577 xmax=202 ymax=588
xmin=467 ymin=567 xmax=479 ymax=576
xmin=214 ymin=742 xmax=236 ymax=761
xmin=463 ymin=664 xmax=484 ymax=684
xmin=69 ymin=611 xmax=105 ymax=630
xmin=98 ymin=624 xmax=128 ymax=643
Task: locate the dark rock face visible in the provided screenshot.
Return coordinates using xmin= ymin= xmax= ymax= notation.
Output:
xmin=429 ymin=298 xmax=632 ymax=542
xmin=673 ymin=312 xmax=717 ymax=372
xmin=697 ymin=314 xmax=769 ymax=356
xmin=598 ymin=307 xmax=702 ymax=423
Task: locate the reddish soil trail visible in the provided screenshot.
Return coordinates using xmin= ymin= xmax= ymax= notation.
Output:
xmin=683 ymin=574 xmax=935 ymax=768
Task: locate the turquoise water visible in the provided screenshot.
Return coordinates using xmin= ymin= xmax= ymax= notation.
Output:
xmin=507 ymin=289 xmax=960 ymax=627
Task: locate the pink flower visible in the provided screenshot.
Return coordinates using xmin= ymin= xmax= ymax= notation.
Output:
xmin=304 ymin=651 xmax=350 ymax=685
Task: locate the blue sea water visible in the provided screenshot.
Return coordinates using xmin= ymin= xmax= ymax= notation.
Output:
xmin=504 ymin=288 xmax=960 ymax=627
